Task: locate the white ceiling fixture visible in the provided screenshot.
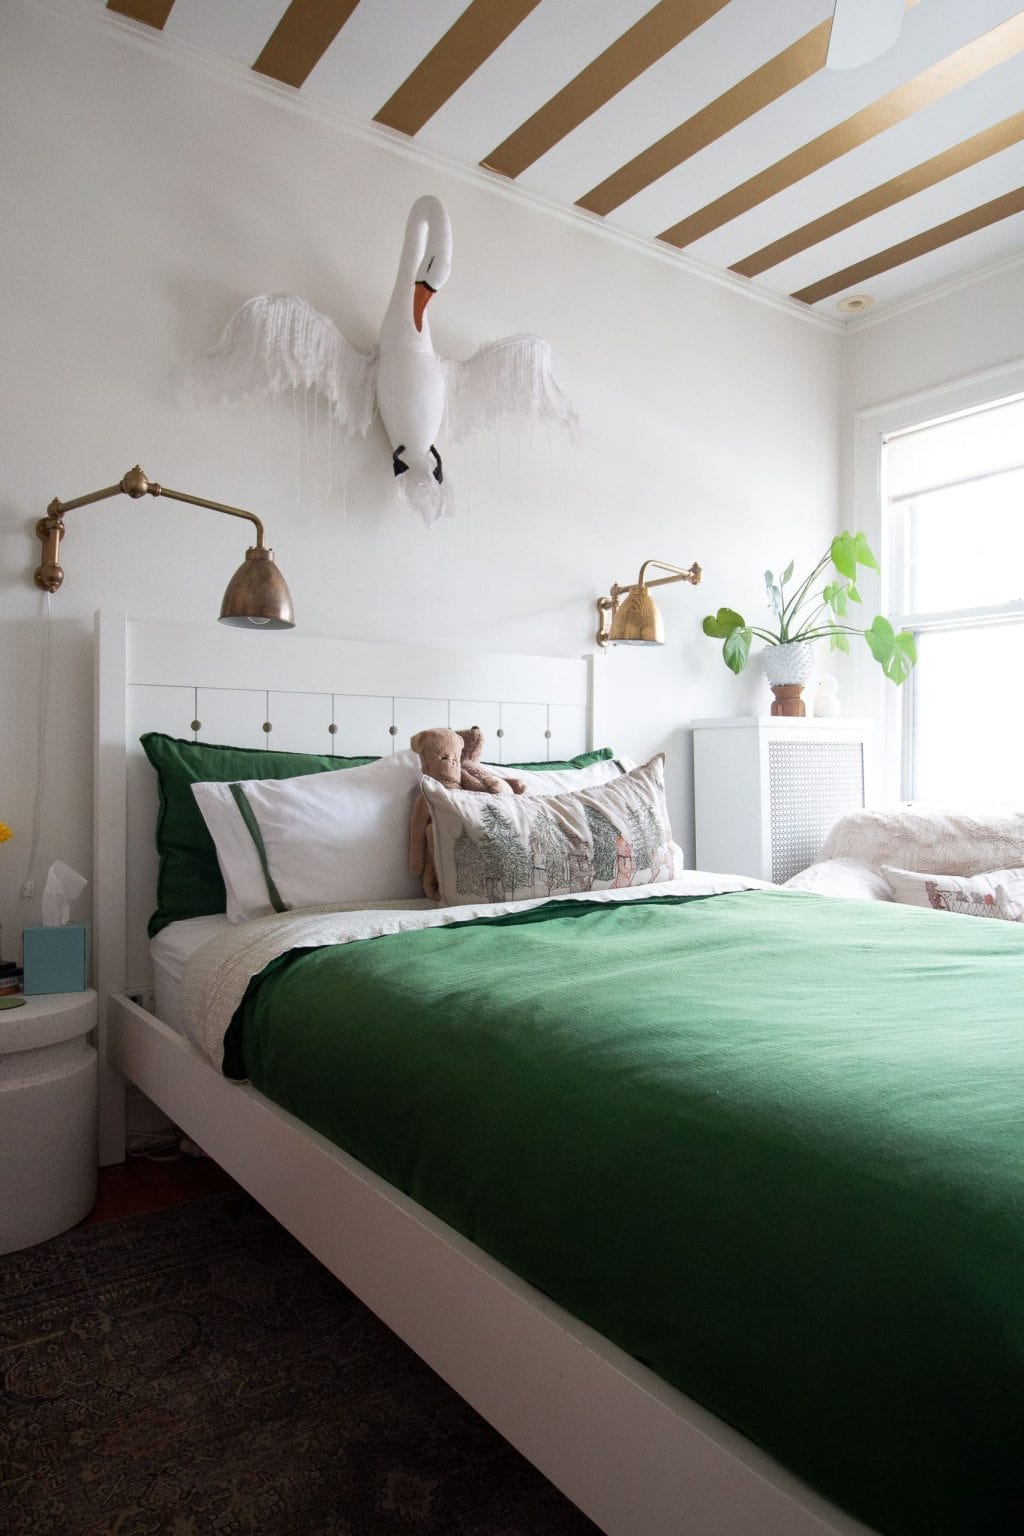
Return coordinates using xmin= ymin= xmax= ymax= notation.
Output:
xmin=826 ymin=0 xmax=906 ymax=70
xmin=836 ymin=294 xmax=875 ymax=313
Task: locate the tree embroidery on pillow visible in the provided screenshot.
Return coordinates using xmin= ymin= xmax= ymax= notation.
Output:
xmin=450 ymin=791 xmax=682 ymax=904
xmin=438 ymin=756 xmax=682 ymax=905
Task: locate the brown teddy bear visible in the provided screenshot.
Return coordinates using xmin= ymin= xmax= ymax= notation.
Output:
xmin=409 ymin=726 xmax=525 ymax=899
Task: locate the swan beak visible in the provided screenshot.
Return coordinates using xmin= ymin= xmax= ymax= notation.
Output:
xmin=413 ymin=280 xmax=436 ymax=332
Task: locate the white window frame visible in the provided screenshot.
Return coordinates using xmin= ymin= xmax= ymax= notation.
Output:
xmin=851 ymin=358 xmax=1024 ymax=802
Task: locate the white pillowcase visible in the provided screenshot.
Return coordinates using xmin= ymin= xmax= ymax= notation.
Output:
xmin=486 ymin=756 xmax=634 ymax=795
xmin=191 ymin=753 xmax=424 ymax=922
xmin=783 ymin=858 xmax=895 ymax=902
xmin=882 ymin=864 xmax=1024 ymax=923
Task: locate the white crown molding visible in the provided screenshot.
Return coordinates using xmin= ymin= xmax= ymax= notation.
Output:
xmin=27 ymin=0 xmax=845 ymax=335
xmin=843 ymin=246 xmax=1024 ymax=334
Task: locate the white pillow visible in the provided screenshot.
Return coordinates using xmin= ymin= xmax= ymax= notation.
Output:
xmin=783 ymin=858 xmax=895 ymax=902
xmin=881 ymin=864 xmax=1024 ymax=923
xmin=486 ymin=756 xmax=634 ymax=795
xmin=191 ymin=754 xmax=424 ymax=922
xmin=423 ymin=755 xmax=683 ymax=908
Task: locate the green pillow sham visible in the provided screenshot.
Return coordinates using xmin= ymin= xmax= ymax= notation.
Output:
xmin=141 ymin=735 xmax=616 ymax=934
xmin=493 ymin=747 xmax=613 ymax=773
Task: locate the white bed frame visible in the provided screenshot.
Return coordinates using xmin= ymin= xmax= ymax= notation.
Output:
xmin=96 ymin=610 xmax=874 ymax=1536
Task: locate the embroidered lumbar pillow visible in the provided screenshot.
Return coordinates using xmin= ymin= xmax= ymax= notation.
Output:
xmin=881 ymin=865 xmax=1024 ymax=923
xmin=422 ymin=754 xmax=684 ymax=907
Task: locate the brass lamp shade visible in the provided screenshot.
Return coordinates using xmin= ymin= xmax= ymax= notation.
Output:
xmin=608 ymin=585 xmax=664 ymax=645
xmin=220 ymin=546 xmax=294 ymax=629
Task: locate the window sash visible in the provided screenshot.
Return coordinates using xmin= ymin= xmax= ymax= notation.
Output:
xmin=884 ymin=397 xmax=1024 ymax=802
xmin=901 ymin=615 xmax=1024 ymax=803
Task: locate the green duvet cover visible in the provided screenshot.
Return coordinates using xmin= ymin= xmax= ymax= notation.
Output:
xmin=225 ymin=889 xmax=1024 ymax=1536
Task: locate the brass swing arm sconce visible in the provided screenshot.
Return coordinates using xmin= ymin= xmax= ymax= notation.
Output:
xmin=34 ymin=465 xmax=294 ymax=627
xmin=596 ymin=559 xmax=702 ymax=646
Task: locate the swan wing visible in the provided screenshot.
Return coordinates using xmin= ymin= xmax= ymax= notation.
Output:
xmin=195 ymin=293 xmax=378 ymax=436
xmin=443 ymin=334 xmax=578 ymax=444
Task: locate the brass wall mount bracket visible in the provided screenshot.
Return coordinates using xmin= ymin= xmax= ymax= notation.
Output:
xmin=31 ymin=465 xmax=292 ymax=628
xmin=33 ymin=466 xmax=267 ymax=593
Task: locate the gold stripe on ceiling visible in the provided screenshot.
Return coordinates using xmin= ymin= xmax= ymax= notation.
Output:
xmin=253 ymin=0 xmax=361 ymax=89
xmin=659 ymin=12 xmax=1024 ymax=249
xmin=578 ymin=16 xmax=831 ymax=218
xmin=793 ymin=184 xmax=1024 ymax=306
xmin=733 ymin=110 xmax=1024 ymax=279
xmin=482 ymin=0 xmax=730 ymax=182
xmin=375 ymin=0 xmax=543 ymax=138
xmin=106 ymin=0 xmax=175 ymax=26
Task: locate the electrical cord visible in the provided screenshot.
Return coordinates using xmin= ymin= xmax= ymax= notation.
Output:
xmin=18 ymin=594 xmax=53 ymax=910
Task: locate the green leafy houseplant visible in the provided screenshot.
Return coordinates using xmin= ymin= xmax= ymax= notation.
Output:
xmin=703 ymin=531 xmax=917 ymax=683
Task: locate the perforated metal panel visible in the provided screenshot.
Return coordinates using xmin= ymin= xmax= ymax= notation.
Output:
xmin=768 ymin=740 xmax=865 ymax=884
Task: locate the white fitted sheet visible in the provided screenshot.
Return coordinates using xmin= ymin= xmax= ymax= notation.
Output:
xmin=150 ymin=915 xmax=231 ymax=1034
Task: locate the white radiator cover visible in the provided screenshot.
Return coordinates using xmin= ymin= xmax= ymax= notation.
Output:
xmin=693 ymin=718 xmax=870 ymax=884
xmin=767 ymin=738 xmax=866 ymax=884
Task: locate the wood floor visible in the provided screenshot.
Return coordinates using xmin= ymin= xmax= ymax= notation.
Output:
xmin=82 ymin=1153 xmax=238 ymax=1226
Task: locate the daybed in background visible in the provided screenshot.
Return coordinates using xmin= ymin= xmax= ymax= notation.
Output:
xmin=786 ymin=804 xmax=1024 ymax=900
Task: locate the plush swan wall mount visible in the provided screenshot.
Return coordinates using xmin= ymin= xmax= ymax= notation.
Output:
xmin=197 ymin=196 xmax=578 ymax=526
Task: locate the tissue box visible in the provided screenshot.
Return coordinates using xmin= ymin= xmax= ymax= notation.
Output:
xmin=23 ymin=924 xmax=89 ymax=995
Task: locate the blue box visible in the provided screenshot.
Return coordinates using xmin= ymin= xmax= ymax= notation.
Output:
xmin=22 ymin=924 xmax=89 ymax=995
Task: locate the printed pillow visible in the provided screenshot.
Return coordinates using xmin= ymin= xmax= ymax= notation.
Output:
xmin=191 ymin=754 xmax=425 ymax=922
xmin=882 ymin=865 xmax=1024 ymax=923
xmin=141 ymin=733 xmax=377 ymax=935
xmin=423 ymin=755 xmax=684 ymax=908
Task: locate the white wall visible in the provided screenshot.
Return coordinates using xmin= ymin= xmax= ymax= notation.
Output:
xmin=844 ymin=262 xmax=1024 ymax=418
xmin=0 ymin=0 xmax=841 ymax=950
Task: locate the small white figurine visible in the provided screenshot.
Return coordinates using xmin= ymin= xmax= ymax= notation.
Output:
xmin=813 ymin=673 xmax=842 ymax=718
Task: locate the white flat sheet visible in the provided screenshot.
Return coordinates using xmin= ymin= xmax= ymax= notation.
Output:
xmin=182 ymin=876 xmax=768 ymax=1067
xmin=150 ymin=915 xmax=231 ymax=1034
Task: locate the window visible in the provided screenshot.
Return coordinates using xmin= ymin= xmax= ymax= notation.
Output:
xmin=884 ymin=393 xmax=1024 ymax=805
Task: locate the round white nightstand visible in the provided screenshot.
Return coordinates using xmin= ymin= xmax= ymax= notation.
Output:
xmin=0 ymin=989 xmax=98 ymax=1254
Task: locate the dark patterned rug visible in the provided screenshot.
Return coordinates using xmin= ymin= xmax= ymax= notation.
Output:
xmin=0 ymin=1192 xmax=600 ymax=1536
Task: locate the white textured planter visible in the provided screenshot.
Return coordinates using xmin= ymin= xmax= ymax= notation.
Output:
xmin=761 ymin=641 xmax=815 ymax=687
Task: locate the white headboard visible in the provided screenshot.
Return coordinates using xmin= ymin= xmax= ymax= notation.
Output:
xmin=94 ymin=610 xmax=597 ymax=1158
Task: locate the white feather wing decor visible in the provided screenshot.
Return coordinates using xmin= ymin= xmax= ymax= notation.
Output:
xmin=442 ymin=334 xmax=579 ymax=445
xmin=194 ymin=196 xmax=578 ymax=526
xmin=197 ymin=293 xmax=378 ymax=436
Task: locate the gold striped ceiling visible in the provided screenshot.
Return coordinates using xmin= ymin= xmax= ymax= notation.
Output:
xmin=107 ymin=0 xmax=1024 ymax=316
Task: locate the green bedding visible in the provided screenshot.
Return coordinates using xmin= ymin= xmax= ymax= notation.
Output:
xmin=225 ymin=889 xmax=1024 ymax=1536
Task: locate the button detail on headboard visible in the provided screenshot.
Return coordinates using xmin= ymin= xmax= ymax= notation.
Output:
xmin=262 ymin=722 xmax=272 ymax=734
